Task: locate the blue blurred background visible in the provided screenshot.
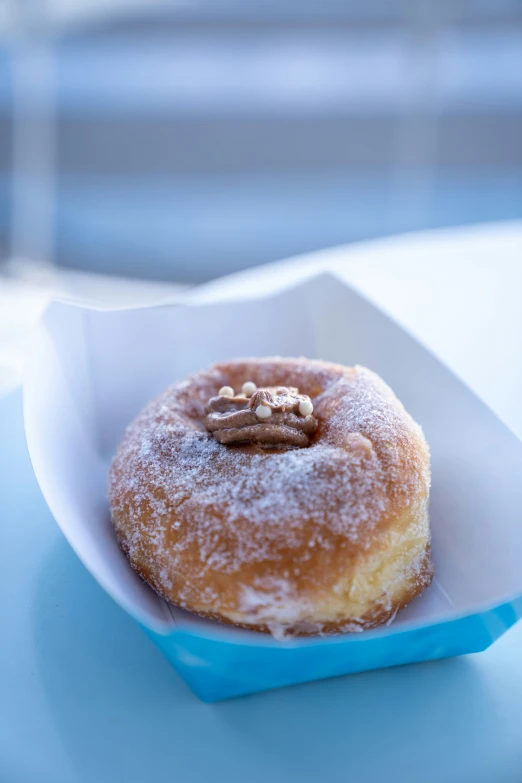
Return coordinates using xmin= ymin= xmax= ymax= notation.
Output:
xmin=1 ymin=0 xmax=521 ymax=283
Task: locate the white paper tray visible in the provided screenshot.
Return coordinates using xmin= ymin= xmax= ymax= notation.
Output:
xmin=23 ymin=273 xmax=522 ymax=700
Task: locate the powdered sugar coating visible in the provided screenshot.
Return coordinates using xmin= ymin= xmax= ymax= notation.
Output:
xmin=108 ymin=358 xmax=431 ymax=631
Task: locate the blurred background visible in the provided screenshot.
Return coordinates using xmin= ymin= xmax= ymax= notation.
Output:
xmin=0 ymin=0 xmax=521 ymax=389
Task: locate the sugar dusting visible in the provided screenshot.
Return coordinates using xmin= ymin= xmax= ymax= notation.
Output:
xmin=108 ymin=358 xmax=430 ymax=634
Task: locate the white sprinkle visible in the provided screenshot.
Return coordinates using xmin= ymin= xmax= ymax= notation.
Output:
xmin=242 ymin=381 xmax=257 ymax=397
xmin=299 ymin=398 xmax=314 ymax=416
xmin=256 ymin=404 xmax=272 ymax=419
xmin=219 ymin=385 xmax=234 ymax=397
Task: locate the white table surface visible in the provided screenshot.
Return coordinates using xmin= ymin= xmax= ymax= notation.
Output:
xmin=3 ymin=222 xmax=522 ymax=783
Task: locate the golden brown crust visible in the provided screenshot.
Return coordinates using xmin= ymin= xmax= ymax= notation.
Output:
xmin=108 ymin=358 xmax=432 ymax=639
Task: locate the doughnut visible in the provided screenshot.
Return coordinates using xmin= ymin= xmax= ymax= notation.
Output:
xmin=108 ymin=358 xmax=433 ymax=639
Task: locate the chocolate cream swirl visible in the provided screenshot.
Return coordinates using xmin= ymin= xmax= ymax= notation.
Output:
xmin=205 ymin=386 xmax=318 ymax=448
